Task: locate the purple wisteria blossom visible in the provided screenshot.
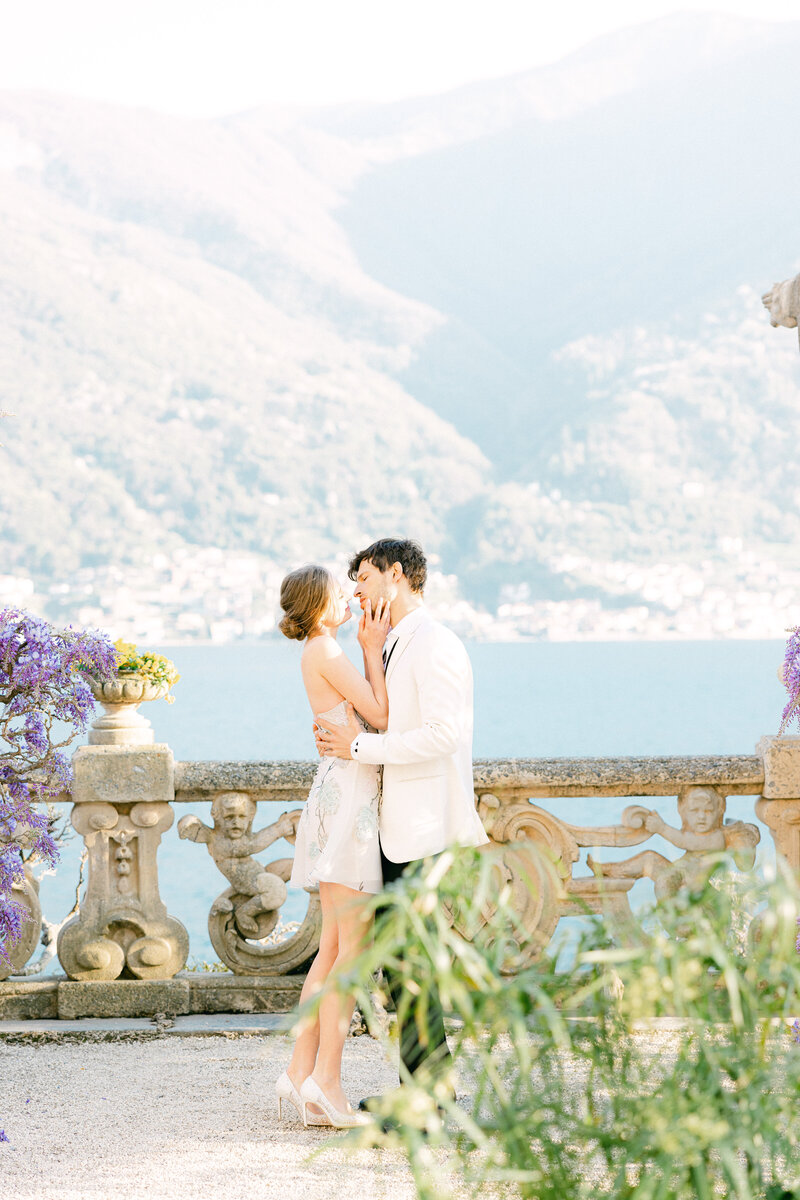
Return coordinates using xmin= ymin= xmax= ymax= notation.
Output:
xmin=778 ymin=627 xmax=800 ymax=736
xmin=0 ymin=608 xmax=116 ymax=965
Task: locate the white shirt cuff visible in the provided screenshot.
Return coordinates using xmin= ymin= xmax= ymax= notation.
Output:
xmin=351 ymin=734 xmax=361 ymax=757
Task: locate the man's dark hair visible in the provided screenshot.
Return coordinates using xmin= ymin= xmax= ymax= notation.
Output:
xmin=348 ymin=538 xmax=427 ymax=593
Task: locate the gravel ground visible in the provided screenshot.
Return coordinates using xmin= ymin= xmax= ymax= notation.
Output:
xmin=0 ymin=1033 xmax=451 ymax=1200
xmin=1 ymin=1025 xmax=695 ymax=1199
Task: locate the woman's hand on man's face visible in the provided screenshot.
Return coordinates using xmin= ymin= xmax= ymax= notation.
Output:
xmin=357 ymin=596 xmax=390 ymax=654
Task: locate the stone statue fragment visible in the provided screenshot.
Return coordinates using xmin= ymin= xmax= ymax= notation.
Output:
xmin=762 ymin=272 xmax=800 ymax=349
xmin=178 ymin=792 xmax=300 ymax=936
xmin=587 ymin=785 xmax=759 ymax=899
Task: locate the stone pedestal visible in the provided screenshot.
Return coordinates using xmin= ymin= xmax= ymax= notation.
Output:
xmin=0 ymin=973 xmax=306 ymax=1020
xmin=57 ymin=745 xmax=189 ymax=981
xmin=756 ymin=736 xmax=800 ymax=873
xmin=86 ymin=676 xmax=168 ymax=746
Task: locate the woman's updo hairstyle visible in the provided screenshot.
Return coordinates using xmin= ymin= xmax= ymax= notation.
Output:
xmin=279 ymin=565 xmax=336 ymax=641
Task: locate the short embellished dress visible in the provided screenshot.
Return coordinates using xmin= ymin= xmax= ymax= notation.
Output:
xmin=290 ymin=700 xmax=383 ymax=895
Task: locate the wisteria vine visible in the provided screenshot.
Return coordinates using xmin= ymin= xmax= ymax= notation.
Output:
xmin=0 ymin=608 xmax=116 ymax=965
xmin=778 ymin=626 xmax=800 ymax=736
xmin=774 ymin=626 xmax=800 ymax=960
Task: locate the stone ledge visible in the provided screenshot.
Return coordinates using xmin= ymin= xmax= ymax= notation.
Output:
xmin=0 ymin=973 xmax=306 ymax=1021
xmin=186 ymin=973 xmax=304 ymax=1015
xmin=0 ymin=1013 xmax=288 ymax=1042
xmin=59 ymin=978 xmax=191 ymax=1019
xmin=472 ymin=755 xmax=765 ymax=797
xmin=0 ymin=977 xmax=61 ymax=1020
xmin=171 ymin=756 xmax=766 ymax=803
xmin=175 ymin=760 xmax=316 ymax=804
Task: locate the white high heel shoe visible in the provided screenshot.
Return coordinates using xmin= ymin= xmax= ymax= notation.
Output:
xmin=299 ymin=1077 xmax=371 ymax=1129
xmin=275 ymin=1072 xmax=330 ymax=1126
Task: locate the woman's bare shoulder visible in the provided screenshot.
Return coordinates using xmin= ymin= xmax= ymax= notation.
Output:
xmin=301 ymin=636 xmax=342 ymax=663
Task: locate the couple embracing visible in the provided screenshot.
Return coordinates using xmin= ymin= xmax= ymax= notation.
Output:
xmin=274 ymin=538 xmax=488 ymax=1128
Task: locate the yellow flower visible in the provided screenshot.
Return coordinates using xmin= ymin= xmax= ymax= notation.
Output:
xmin=113 ymin=639 xmax=137 ymax=666
xmin=111 ymin=641 xmax=180 ymax=702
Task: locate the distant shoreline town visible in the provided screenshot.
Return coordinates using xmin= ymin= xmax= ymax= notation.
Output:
xmin=1 ymin=544 xmax=796 ymax=644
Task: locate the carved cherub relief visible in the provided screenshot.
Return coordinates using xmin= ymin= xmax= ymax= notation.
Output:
xmin=587 ymin=786 xmax=759 ymax=900
xmin=178 ymin=792 xmax=301 ymax=936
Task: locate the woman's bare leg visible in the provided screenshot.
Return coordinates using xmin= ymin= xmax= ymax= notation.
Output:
xmin=311 ymin=882 xmax=372 ymax=1112
xmin=286 ymin=898 xmax=338 ymax=1091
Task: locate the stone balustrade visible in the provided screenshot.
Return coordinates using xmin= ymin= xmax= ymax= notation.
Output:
xmin=2 ymin=733 xmax=800 ymax=1020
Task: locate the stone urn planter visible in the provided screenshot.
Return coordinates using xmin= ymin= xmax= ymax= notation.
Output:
xmin=86 ymin=675 xmax=169 ymax=745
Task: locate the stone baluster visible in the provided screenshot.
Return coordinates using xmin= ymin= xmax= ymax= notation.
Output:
xmin=756 ymin=736 xmax=800 ymax=874
xmin=57 ymin=744 xmax=189 ymax=981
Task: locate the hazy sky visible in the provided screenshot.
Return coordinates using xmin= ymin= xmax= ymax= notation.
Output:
xmin=2 ymin=0 xmax=798 ymax=115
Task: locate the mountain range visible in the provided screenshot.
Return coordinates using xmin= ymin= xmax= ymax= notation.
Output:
xmin=1 ymin=12 xmax=799 ymax=636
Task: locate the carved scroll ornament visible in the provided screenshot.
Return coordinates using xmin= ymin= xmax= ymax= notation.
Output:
xmin=0 ymin=867 xmax=42 ymax=982
xmin=467 ymin=793 xmax=579 ymax=971
xmin=58 ymin=798 xmax=189 ymax=980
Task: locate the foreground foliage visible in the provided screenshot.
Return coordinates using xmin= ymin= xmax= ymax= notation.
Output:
xmin=342 ymin=849 xmax=800 ymax=1200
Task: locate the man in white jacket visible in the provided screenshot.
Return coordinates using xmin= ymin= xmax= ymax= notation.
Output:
xmin=314 ymin=538 xmax=488 ymax=1094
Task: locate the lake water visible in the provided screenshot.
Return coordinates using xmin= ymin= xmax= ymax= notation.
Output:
xmin=30 ymin=637 xmax=788 ymax=972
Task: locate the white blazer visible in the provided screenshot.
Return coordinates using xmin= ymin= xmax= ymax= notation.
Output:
xmin=351 ymin=608 xmax=489 ymax=863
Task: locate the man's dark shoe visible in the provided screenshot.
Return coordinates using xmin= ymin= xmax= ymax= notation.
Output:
xmin=374 ymin=1113 xmax=406 ymax=1135
xmin=358 ymin=1089 xmax=456 ymax=1124
xmin=356 ymin=1096 xmax=401 ymax=1134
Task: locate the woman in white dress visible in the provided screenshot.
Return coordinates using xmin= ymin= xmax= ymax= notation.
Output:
xmin=274 ymin=564 xmax=389 ymax=1128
